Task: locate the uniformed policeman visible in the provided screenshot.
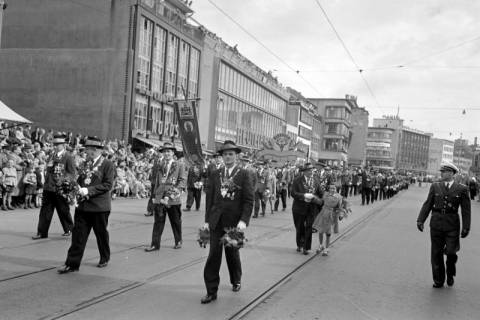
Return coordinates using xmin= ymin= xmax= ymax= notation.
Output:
xmin=417 ymin=162 xmax=471 ymax=288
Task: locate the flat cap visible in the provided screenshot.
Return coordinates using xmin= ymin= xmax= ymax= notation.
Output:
xmin=440 ymin=161 xmax=459 ymax=174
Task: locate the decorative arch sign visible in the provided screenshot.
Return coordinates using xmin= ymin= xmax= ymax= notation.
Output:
xmin=256 ymin=133 xmax=305 ymax=166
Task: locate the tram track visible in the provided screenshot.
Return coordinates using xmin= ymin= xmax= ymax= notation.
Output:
xmin=228 ymin=196 xmax=398 ymax=320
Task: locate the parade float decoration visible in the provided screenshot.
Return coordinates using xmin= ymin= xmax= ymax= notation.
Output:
xmin=255 ymin=133 xmax=305 ymax=167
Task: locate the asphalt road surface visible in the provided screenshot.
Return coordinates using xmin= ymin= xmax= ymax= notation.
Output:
xmin=1 ymin=185 xmax=477 ymax=320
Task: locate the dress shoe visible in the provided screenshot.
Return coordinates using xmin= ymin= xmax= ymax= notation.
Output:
xmin=252 ymin=215 xmax=258 ymax=218
xmin=97 ymin=261 xmax=109 ymax=268
xmin=183 ymin=208 xmax=191 ymax=212
xmin=322 ymin=248 xmax=329 ymax=256
xmin=144 ymin=246 xmax=159 ymax=252
xmin=296 ymin=247 xmax=301 ymax=252
xmin=432 ymin=283 xmax=443 ymax=288
xmin=447 ymin=276 xmax=454 ymax=287
xmin=144 ymin=213 xmax=153 ymax=217
xmin=174 ymin=242 xmax=182 ymax=249
xmin=232 ymin=284 xmax=241 ymax=292
xmin=201 ymin=294 xmax=217 ymax=304
xmin=57 ymin=265 xmax=79 ymax=274
xmin=62 ymin=231 xmax=71 ymax=237
xmin=32 ymin=234 xmax=47 ymax=240
xmin=303 ymin=249 xmax=310 ymax=255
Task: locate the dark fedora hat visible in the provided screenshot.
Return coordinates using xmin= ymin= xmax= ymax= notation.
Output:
xmin=160 ymin=142 xmax=177 ymax=152
xmin=300 ymin=163 xmax=314 ymax=172
xmin=52 ymin=132 xmax=67 ymax=145
xmin=84 ymin=136 xmax=104 ymax=149
xmin=217 ymin=140 xmax=241 ymax=155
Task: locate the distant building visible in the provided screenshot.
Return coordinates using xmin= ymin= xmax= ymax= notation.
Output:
xmin=427 ymin=138 xmax=454 ymax=176
xmin=366 ymin=127 xmax=395 ymax=170
xmin=199 ymin=29 xmax=290 ymax=152
xmin=349 ymin=107 xmax=369 ymax=166
xmin=0 ymin=0 xmax=6 ymax=47
xmin=372 ymin=116 xmax=403 ymax=167
xmin=453 ymin=138 xmax=474 ymax=174
xmin=309 ymin=95 xmax=357 ymax=166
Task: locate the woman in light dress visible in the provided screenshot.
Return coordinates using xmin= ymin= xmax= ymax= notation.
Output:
xmin=312 ymin=184 xmax=351 ymax=256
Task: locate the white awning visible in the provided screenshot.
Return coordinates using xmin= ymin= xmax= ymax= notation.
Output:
xmin=0 ymin=100 xmax=32 ymax=124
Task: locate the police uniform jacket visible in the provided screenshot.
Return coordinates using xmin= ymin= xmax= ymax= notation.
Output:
xmin=417 ymin=182 xmax=471 ymax=232
xmin=205 ymin=166 xmax=254 ymax=231
xmin=77 ymin=157 xmax=115 ymax=213
xmin=44 ymin=151 xmax=76 ymax=192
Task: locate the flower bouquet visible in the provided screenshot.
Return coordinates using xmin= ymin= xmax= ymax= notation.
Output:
xmin=159 ymin=187 xmax=181 ymax=207
xmin=194 ymin=181 xmax=203 ymax=190
xmin=220 ymin=179 xmax=240 ymax=200
xmin=197 ymin=228 xmax=210 ymax=248
xmin=55 ymin=176 xmax=80 ymax=206
xmin=220 ymin=227 xmax=247 ymax=249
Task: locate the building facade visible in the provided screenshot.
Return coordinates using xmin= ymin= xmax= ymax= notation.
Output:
xmin=397 ymin=127 xmax=430 ymax=174
xmin=309 ymin=96 xmax=356 ymax=166
xmin=199 ymin=30 xmax=290 ymax=152
xmin=349 ymin=106 xmax=369 ymax=166
xmin=427 ymin=138 xmax=454 ymax=176
xmin=453 ymin=139 xmax=474 ymax=174
xmin=372 ymin=116 xmax=403 ymax=168
xmin=0 ymin=0 xmax=202 ymax=146
xmin=366 ymin=127 xmax=395 ymax=170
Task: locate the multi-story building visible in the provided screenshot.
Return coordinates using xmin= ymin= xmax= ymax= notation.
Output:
xmin=453 ymin=138 xmax=474 ymax=173
xmin=427 ymin=138 xmax=454 ymax=176
xmin=397 ymin=127 xmax=430 ymax=174
xmin=286 ymin=97 xmax=322 ymax=160
xmin=372 ymin=116 xmax=403 ymax=167
xmin=366 ymin=127 xmax=395 ymax=170
xmin=0 ymin=0 xmax=202 ymax=147
xmin=309 ymin=95 xmax=357 ymax=166
xmin=349 ymin=106 xmax=369 ymax=166
xmin=199 ymin=30 xmax=289 ymax=152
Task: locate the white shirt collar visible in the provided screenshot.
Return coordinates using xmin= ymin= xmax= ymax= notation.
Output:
xmin=57 ymin=149 xmax=65 ymax=157
xmin=226 ymin=164 xmax=236 ymax=175
xmin=445 ymin=180 xmax=453 ymax=188
xmin=93 ymin=154 xmax=102 ymax=164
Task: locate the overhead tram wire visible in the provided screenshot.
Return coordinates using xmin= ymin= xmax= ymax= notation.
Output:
xmin=313 ymin=0 xmax=381 ymax=108
xmin=205 ymin=0 xmax=323 ymax=96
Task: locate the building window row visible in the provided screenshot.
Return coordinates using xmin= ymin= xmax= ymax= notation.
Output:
xmin=325 ymin=106 xmax=351 ymax=122
xmin=219 ymin=62 xmax=287 ymax=119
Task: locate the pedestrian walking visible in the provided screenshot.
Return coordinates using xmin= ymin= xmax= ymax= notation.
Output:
xmin=184 ymin=162 xmax=204 ymax=211
xmin=58 ymin=137 xmax=115 ymax=273
xmin=417 ymin=162 xmax=471 ymax=288
xmin=145 ymin=142 xmax=186 ymax=251
xmin=201 ymin=140 xmax=254 ymax=304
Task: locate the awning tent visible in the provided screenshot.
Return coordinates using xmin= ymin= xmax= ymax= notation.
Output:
xmin=0 ymin=100 xmax=32 ymax=124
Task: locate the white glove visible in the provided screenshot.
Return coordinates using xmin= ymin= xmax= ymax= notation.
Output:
xmin=79 ymin=187 xmax=89 ymax=196
xmin=237 ymin=220 xmax=247 ymax=231
xmin=202 ymin=223 xmax=209 ymax=231
xmin=304 ymin=193 xmax=314 ymax=200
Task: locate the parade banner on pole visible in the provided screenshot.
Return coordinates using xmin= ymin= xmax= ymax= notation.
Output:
xmin=174 ymin=100 xmax=204 ymax=165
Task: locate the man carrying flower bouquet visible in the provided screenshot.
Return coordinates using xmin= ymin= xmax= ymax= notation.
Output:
xmin=145 ymin=142 xmax=186 ymax=251
xmin=201 ymin=140 xmax=254 ymax=304
xmin=58 ymin=136 xmax=115 ymax=273
xmin=184 ymin=162 xmax=204 ymax=212
xmin=32 ymin=133 xmax=75 ymax=240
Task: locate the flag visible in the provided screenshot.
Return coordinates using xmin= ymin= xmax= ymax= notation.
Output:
xmin=174 ymin=100 xmax=204 ymax=166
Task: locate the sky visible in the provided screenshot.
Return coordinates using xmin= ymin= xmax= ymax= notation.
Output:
xmin=190 ymin=0 xmax=480 ymax=143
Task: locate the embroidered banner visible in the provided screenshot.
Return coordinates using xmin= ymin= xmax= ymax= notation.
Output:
xmin=174 ymin=100 xmax=204 ymax=166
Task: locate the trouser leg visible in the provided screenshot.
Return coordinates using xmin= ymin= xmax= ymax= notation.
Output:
xmin=186 ymin=188 xmax=195 ymax=209
xmin=430 ymin=228 xmax=447 ymax=285
xmin=194 ymin=189 xmax=202 ymax=210
xmin=65 ymin=210 xmax=92 ymax=269
xmin=54 ymin=194 xmax=73 ymax=233
xmin=204 ymin=228 xmax=223 ymax=295
xmin=150 ymin=204 xmax=166 ymax=248
xmin=167 ymin=205 xmax=182 ymax=244
xmin=92 ymin=212 xmax=110 ymax=263
xmin=281 ymin=190 xmax=287 ymax=209
xmin=225 ymin=245 xmax=242 ymax=286
xmin=37 ymin=191 xmax=55 ymax=237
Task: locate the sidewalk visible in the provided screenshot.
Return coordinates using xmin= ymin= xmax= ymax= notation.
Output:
xmin=0 ymin=188 xmax=408 ymax=320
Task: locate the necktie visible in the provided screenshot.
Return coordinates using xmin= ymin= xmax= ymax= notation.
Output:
xmin=445 ymin=182 xmax=449 ymax=190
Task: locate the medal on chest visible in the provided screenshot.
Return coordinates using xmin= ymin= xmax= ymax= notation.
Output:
xmin=221 ymin=167 xmax=239 ymax=200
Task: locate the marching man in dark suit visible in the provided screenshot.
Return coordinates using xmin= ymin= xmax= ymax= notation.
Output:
xmin=33 ymin=133 xmax=75 ymax=239
xmin=184 ymin=162 xmax=204 ymax=211
xmin=417 ymin=162 xmax=471 ymax=288
xmin=291 ymin=163 xmax=324 ymax=255
xmin=58 ymin=137 xmax=115 ymax=273
xmin=145 ymin=142 xmax=186 ymax=251
xmin=201 ymin=140 xmax=254 ymax=304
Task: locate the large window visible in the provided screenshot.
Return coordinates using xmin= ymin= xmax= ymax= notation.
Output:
xmin=137 ymin=16 xmax=153 ymax=90
xmin=166 ymin=34 xmax=179 ymax=97
xmin=188 ymin=47 xmax=200 ymax=98
xmin=150 ymin=101 xmax=162 ymax=134
xmin=298 ymin=125 xmax=312 ymax=140
xmin=151 ymin=25 xmax=167 ymax=95
xmin=134 ymin=96 xmax=148 ymax=131
xmin=177 ymin=40 xmax=190 ymax=98
xmin=300 ymin=109 xmax=313 ymax=126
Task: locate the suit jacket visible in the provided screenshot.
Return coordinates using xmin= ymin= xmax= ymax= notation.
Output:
xmin=417 ymin=181 xmax=471 ymax=232
xmin=205 ymin=165 xmax=254 ymax=231
xmin=77 ymin=157 xmax=115 ymax=213
xmin=255 ymin=168 xmax=269 ymax=193
xmin=152 ymin=159 xmax=186 ymax=206
xmin=186 ymin=164 xmax=204 ymax=189
xmin=44 ymin=151 xmax=76 ymax=192
xmin=291 ymin=175 xmax=324 ymax=216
